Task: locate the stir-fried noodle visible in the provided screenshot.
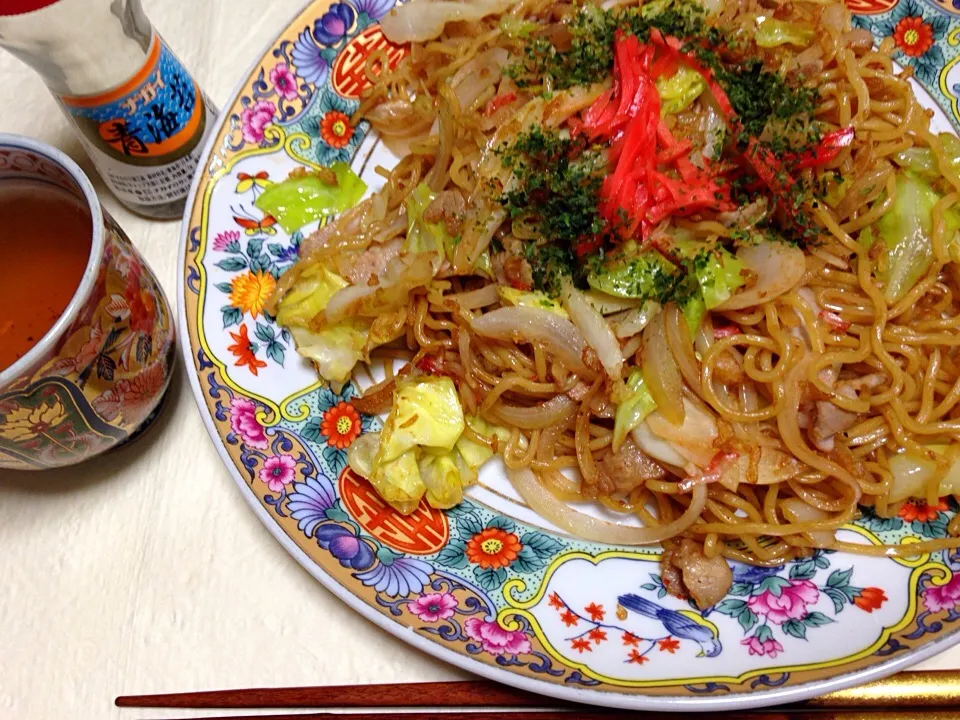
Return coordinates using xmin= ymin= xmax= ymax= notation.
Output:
xmin=268 ymin=0 xmax=960 ymax=593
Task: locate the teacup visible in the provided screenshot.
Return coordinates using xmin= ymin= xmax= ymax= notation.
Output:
xmin=0 ymin=134 xmax=176 ymax=470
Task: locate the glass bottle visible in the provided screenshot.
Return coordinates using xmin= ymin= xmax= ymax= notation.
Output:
xmin=0 ymin=0 xmax=218 ymax=219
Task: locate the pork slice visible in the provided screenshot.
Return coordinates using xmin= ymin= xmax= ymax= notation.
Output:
xmin=596 ymin=437 xmax=666 ymax=494
xmin=661 ymin=539 xmax=733 ymax=609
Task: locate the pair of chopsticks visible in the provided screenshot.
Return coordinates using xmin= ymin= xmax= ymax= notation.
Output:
xmin=115 ymin=672 xmax=960 ymax=719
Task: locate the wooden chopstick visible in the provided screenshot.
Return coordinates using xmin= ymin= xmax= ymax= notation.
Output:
xmin=117 ymin=680 xmax=547 ymax=709
xmin=137 ymin=712 xmax=960 ymax=720
xmin=116 ymin=671 xmax=960 ymax=711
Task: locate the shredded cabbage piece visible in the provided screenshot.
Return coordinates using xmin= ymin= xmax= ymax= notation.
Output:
xmin=498 ymin=287 xmax=569 ymax=317
xmin=379 ymin=377 xmax=466 ymax=462
xmin=418 ymin=450 xmax=464 ymax=509
xmin=275 ymin=263 xmax=349 ymax=328
xmin=371 ymin=450 xmax=426 ymax=515
xmin=878 ymin=172 xmax=960 ymax=303
xmin=255 ymin=163 xmax=366 ymax=233
xmin=405 ymin=183 xmax=455 ymax=266
xmin=755 ymin=17 xmax=814 ymax=47
xmin=656 ymin=66 xmax=706 ymax=116
xmin=678 ymin=245 xmax=745 ymax=331
xmin=275 ymin=261 xmax=371 ymax=382
xmin=587 ymin=241 xmax=678 ymax=299
xmin=290 ymin=323 xmax=369 ymax=384
xmin=612 ymin=369 xmax=658 ymax=452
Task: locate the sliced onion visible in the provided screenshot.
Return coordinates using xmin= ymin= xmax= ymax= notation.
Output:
xmin=492 ymin=395 xmax=577 ymax=430
xmin=610 ymin=301 xmax=661 ymax=339
xmin=632 ymin=422 xmax=689 ymax=469
xmin=717 ymin=243 xmax=806 ymax=311
xmin=366 ymin=98 xmax=434 ymax=139
xmin=583 ymin=290 xmax=644 ymax=315
xmin=820 ymin=2 xmax=848 ymax=36
xmin=694 ymin=103 xmax=726 ymax=165
xmin=508 ymin=467 xmax=707 ymax=545
xmin=642 ymin=312 xmax=685 ymax=424
xmin=665 ymin=302 xmax=701 ymax=393
xmin=470 ymin=306 xmax=591 ymax=377
xmin=721 ymin=446 xmax=805 ymax=488
xmin=540 ymin=469 xmax=583 ymax=502
xmin=645 ymin=399 xmax=719 ymax=468
xmin=716 ymin=198 xmax=768 ymax=228
xmin=452 ymin=284 xmax=499 ymax=310
xmin=380 ymin=0 xmax=516 ymax=43
xmin=888 ymin=449 xmax=945 ymax=503
xmin=562 ymin=282 xmax=624 ymax=380
xmin=450 ymin=48 xmax=509 ymax=113
xmin=543 ymin=82 xmax=610 ymax=128
xmin=781 ymin=498 xmax=836 ymax=548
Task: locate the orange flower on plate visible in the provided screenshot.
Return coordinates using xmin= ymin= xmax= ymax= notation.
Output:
xmin=854 ymin=587 xmax=887 ymax=613
xmin=228 ymin=324 xmax=268 ymax=376
xmin=320 ymin=110 xmax=354 ymax=149
xmin=320 ymin=401 xmax=361 ymax=449
xmin=465 ymin=527 xmax=521 ymax=569
xmin=893 ymin=16 xmax=934 ymax=57
xmin=898 ymin=498 xmax=949 ymax=523
xmin=571 ymin=637 xmax=592 ymax=653
xmin=229 ymin=270 xmax=276 ymax=319
xmin=584 ymin=602 xmax=605 ymax=622
xmin=658 ymin=637 xmax=681 ymax=653
xmin=627 ymin=649 xmax=649 ymax=664
xmin=588 ymin=628 xmax=607 ymax=645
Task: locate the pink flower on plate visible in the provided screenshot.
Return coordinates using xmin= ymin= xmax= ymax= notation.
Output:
xmin=269 ymin=62 xmax=299 ymax=102
xmin=923 ymin=575 xmax=960 ymax=613
xmin=464 ymin=617 xmax=531 ymax=656
xmin=259 ymin=454 xmax=297 ymax=492
xmin=409 ymin=592 xmax=458 ymax=623
xmin=741 ymin=636 xmax=785 ymax=658
xmin=229 ymin=397 xmax=269 ymax=450
xmin=240 ymin=100 xmax=276 ymax=144
xmin=747 ymin=579 xmax=819 ymax=625
xmin=213 ymin=229 xmax=240 ymax=252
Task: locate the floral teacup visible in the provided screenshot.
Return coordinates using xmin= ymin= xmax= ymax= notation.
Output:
xmin=0 ymin=134 xmax=176 ymax=470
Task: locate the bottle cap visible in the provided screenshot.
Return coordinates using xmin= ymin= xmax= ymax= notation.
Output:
xmin=0 ymin=0 xmax=60 ymax=16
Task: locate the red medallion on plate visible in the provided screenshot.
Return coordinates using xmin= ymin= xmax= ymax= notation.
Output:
xmin=332 ymin=25 xmax=409 ymax=100
xmin=844 ymin=0 xmax=899 ymax=15
xmin=338 ymin=467 xmax=449 ymax=555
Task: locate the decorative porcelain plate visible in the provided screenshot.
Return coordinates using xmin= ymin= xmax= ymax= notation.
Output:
xmin=180 ymin=0 xmax=960 ymax=710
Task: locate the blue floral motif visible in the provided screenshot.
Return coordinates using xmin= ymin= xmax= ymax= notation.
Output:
xmin=316 ymin=524 xmax=376 ymax=570
xmin=291 ymin=28 xmax=331 ymax=87
xmin=314 ymin=2 xmax=357 ymax=45
xmin=352 ymin=0 xmax=395 ymax=21
xmin=730 ymin=563 xmax=783 ymax=586
xmin=356 ymin=553 xmax=434 ymax=597
xmin=287 ymin=474 xmax=338 ymax=536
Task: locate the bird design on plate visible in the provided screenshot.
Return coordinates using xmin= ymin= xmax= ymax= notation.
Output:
xmin=617 ymin=593 xmax=723 ymax=658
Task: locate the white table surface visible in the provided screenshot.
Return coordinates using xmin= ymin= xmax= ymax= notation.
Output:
xmin=0 ymin=1 xmax=957 ymax=718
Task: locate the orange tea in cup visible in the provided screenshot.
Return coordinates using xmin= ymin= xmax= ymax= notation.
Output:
xmin=0 ymin=179 xmax=92 ymax=373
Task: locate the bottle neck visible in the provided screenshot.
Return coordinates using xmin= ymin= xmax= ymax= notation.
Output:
xmin=0 ymin=0 xmax=153 ymax=96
